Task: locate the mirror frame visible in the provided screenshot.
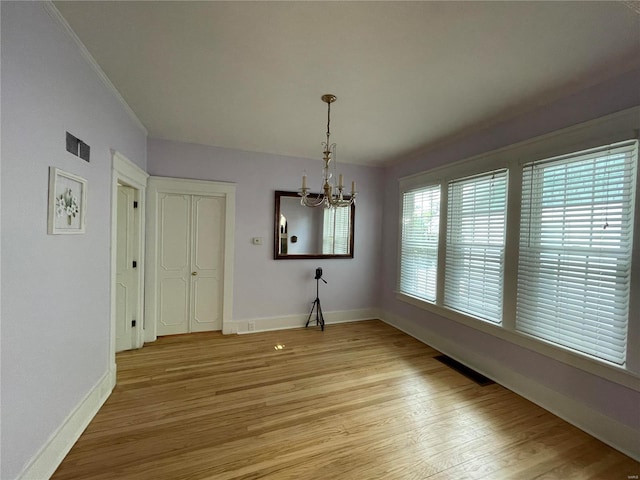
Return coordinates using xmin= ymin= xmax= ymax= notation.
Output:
xmin=274 ymin=190 xmax=355 ymax=260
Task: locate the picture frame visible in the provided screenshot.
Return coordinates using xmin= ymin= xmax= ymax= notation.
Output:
xmin=48 ymin=167 xmax=87 ymax=234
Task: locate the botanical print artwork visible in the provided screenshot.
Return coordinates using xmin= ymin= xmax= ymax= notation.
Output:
xmin=48 ymin=167 xmax=87 ymax=234
xmin=56 ymin=188 xmax=80 ymax=225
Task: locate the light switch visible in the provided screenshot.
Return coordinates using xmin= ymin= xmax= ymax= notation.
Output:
xmin=252 ymin=237 xmax=263 ymax=245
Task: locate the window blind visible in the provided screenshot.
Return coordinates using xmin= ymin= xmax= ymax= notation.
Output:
xmin=517 ymin=142 xmax=637 ymax=365
xmin=399 ymin=185 xmax=441 ymax=302
xmin=444 ymin=170 xmax=507 ymax=322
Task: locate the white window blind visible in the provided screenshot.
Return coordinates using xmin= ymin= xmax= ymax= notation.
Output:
xmin=517 ymin=142 xmax=637 ymax=365
xmin=322 ymin=206 xmax=350 ymax=254
xmin=444 ymin=170 xmax=507 ymax=322
xmin=399 ymin=185 xmax=441 ymax=302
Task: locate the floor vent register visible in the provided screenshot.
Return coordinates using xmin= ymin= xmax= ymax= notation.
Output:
xmin=434 ymin=354 xmax=495 ymax=386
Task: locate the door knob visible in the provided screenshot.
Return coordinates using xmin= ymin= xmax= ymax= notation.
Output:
xmin=191 ymin=271 xmax=198 ymax=276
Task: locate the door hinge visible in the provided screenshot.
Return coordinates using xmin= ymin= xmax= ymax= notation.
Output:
xmin=132 ymin=260 xmax=137 ymax=268
xmin=131 ymin=320 xmax=137 ymax=327
xmin=133 ymin=201 xmax=138 ymax=209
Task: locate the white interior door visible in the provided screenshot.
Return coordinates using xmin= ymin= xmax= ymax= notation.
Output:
xmin=156 ymin=193 xmax=224 ymax=336
xmin=190 ymin=195 xmax=224 ymax=332
xmin=157 ymin=193 xmax=191 ymax=336
xmin=115 ymin=185 xmax=137 ymax=352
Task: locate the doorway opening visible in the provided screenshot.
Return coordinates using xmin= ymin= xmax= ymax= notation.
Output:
xmin=110 ymin=151 xmax=148 ymax=359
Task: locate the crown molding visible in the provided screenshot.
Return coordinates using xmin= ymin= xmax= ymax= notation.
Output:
xmin=43 ymin=1 xmax=148 ymax=136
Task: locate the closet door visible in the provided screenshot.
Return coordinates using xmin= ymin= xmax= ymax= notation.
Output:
xmin=146 ymin=176 xmax=235 ymax=340
xmin=155 ymin=194 xmax=225 ymax=336
xmin=190 ymin=195 xmax=224 ymax=332
xmin=157 ymin=194 xmax=192 ymax=336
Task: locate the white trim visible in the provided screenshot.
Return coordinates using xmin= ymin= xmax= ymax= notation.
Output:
xmin=113 ymin=151 xmax=148 ymax=184
xmin=42 ymin=2 xmax=148 ymax=135
xmin=381 ymin=310 xmax=640 ymax=462
xmin=111 ymin=150 xmax=148 ymax=358
xmin=230 ymin=308 xmax=381 ymax=335
xmin=146 ymin=176 xmax=237 ymax=197
xmin=145 ymin=176 xmax=236 ymax=340
xmin=18 ymin=368 xmax=116 ymax=480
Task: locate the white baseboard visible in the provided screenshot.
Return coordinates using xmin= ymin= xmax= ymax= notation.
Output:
xmin=381 ymin=310 xmax=640 ymax=462
xmin=18 ymin=365 xmax=116 ymax=480
xmin=230 ymin=308 xmax=381 ymax=334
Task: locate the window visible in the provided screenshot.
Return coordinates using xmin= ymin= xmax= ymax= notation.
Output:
xmin=444 ymin=170 xmax=507 ymax=323
xmin=399 ymin=185 xmax=440 ymax=302
xmin=397 ymin=107 xmax=639 ymax=378
xmin=517 ymin=143 xmax=636 ymax=365
xmin=322 ymin=206 xmax=350 ymax=254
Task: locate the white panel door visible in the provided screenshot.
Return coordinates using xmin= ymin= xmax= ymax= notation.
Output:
xmin=157 ymin=194 xmax=191 ymax=336
xmin=115 ymin=186 xmax=137 ymax=352
xmin=156 ymin=193 xmax=224 ymax=336
xmin=190 ymin=195 xmax=224 ymax=332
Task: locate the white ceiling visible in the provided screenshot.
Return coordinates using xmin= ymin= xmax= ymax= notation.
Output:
xmin=54 ymin=1 xmax=640 ymax=167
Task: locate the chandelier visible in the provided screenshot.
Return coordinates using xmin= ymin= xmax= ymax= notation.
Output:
xmin=299 ymin=94 xmax=357 ymax=208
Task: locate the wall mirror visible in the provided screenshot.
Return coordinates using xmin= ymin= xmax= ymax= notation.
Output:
xmin=274 ymin=190 xmax=355 ymax=259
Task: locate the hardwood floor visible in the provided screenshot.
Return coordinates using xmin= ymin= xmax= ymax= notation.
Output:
xmin=53 ymin=320 xmax=639 ymax=479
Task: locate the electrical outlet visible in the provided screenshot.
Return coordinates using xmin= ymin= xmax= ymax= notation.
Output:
xmin=248 ymin=321 xmax=255 ymax=332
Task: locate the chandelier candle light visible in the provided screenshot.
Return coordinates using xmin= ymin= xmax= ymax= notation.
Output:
xmin=299 ymin=94 xmax=357 ymax=208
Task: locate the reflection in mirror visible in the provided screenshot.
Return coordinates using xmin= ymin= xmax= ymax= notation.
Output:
xmin=274 ymin=190 xmax=355 ymax=259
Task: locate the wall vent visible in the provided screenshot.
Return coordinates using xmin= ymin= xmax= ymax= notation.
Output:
xmin=66 ymin=131 xmax=90 ymax=162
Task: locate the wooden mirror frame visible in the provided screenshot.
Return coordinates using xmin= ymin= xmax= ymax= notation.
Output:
xmin=274 ymin=190 xmax=355 ymax=260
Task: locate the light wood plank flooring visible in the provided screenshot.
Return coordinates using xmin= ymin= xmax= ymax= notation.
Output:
xmin=53 ymin=320 xmax=639 ymax=479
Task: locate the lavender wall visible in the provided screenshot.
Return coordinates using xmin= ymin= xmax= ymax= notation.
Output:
xmin=380 ymin=68 xmax=640 ymax=432
xmin=1 ymin=3 xmax=147 ymax=479
xmin=147 ymin=139 xmax=384 ymax=323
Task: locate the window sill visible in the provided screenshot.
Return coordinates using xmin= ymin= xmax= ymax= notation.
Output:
xmin=396 ymin=291 xmax=640 ymax=392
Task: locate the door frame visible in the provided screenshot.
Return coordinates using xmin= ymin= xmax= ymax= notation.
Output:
xmin=145 ymin=176 xmax=236 ymax=341
xmin=110 ymin=151 xmax=148 ymax=363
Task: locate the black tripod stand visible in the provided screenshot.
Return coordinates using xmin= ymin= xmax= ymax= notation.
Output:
xmin=306 ymin=268 xmax=327 ymax=331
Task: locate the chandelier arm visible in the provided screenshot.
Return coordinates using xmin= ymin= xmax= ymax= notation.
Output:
xmin=299 ymin=192 xmax=326 ymax=207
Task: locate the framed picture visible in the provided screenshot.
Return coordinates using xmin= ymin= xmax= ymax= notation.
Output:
xmin=48 ymin=167 xmax=87 ymax=234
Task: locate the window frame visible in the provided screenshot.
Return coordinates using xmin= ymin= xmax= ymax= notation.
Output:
xmin=399 ymin=184 xmax=441 ymax=303
xmin=515 ymin=144 xmax=636 ymax=366
xmin=396 ymin=106 xmax=640 ymax=390
xmin=443 ymin=169 xmax=508 ymax=323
